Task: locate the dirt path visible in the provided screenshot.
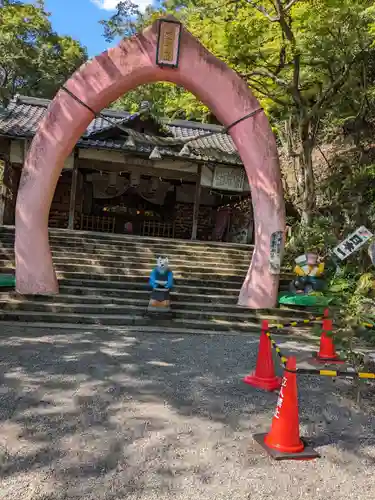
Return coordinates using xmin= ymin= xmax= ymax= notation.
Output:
xmin=0 ymin=326 xmax=374 ymax=500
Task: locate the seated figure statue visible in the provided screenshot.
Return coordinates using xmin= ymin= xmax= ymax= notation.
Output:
xmin=289 ymin=252 xmax=325 ymax=294
xmin=147 ymin=256 xmax=174 ymax=313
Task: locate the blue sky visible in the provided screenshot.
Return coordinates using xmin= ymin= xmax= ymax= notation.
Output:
xmin=32 ymin=0 xmax=154 ymax=57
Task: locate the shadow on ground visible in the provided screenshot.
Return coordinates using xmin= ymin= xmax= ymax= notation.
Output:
xmin=0 ymin=326 xmax=374 ymax=499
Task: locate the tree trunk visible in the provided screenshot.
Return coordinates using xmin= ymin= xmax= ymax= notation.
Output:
xmin=300 ymin=122 xmax=315 ymax=225
xmin=280 ymin=117 xmax=316 ymax=224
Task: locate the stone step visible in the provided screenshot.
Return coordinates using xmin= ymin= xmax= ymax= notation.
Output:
xmin=0 ymin=293 xmax=313 ymax=318
xmin=0 ymin=299 xmax=250 ymax=322
xmin=0 ymin=226 xmax=300 ymax=336
xmin=0 ymin=266 xmax=293 ymax=283
xmin=0 ymin=299 xmax=264 ymax=322
xmin=0 ymin=300 xmax=256 ymax=323
xmin=0 ymin=245 xmax=252 ymax=265
xmin=61 ymin=272 xmax=288 ymax=287
xmin=0 ymin=236 xmax=253 ymax=257
xmin=0 ymin=259 xmax=250 ymax=275
xmin=0 ymin=252 xmax=251 ymax=268
xmin=0 ymin=321 xmax=300 ymax=337
xmin=60 ymin=279 xmax=243 ymax=295
xmin=2 ymin=291 xmax=242 ymax=307
xmin=58 ymin=286 xmax=239 ymax=302
xmin=0 ymin=275 xmax=290 ymax=293
xmin=1 ymin=268 xmax=246 ymax=284
xmin=0 ymin=227 xmax=252 ymax=250
xmin=0 ymin=309 xmax=313 ymax=333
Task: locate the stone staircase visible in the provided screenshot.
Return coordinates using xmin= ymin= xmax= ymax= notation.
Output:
xmin=0 ymin=226 xmax=314 ymax=335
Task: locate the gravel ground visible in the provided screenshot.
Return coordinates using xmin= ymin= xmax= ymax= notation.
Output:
xmin=0 ymin=326 xmax=375 ymax=500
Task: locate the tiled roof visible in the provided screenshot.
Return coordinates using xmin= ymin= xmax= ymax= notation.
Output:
xmin=0 ymin=97 xmax=46 ymax=137
xmin=85 ymin=114 xmax=139 ymax=136
xmin=0 ymin=95 xmax=241 ymax=165
xmin=0 ymin=96 xmax=139 ymax=138
xmin=166 ymin=123 xmax=238 ymax=156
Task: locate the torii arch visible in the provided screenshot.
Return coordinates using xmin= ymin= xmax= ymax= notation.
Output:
xmin=15 ymin=16 xmax=285 ymax=309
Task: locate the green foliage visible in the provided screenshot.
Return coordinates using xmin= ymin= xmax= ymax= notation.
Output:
xmin=285 ymin=216 xmax=339 ymax=265
xmin=0 ymin=1 xmax=87 ymax=104
xmin=111 ymin=83 xmax=212 ymax=121
xmin=99 ymin=0 xmax=144 ymax=42
xmin=100 ymin=0 xmax=375 ymax=120
xmin=321 ymin=162 xmax=375 ymax=232
xmin=285 ymin=214 xmax=375 ymax=348
xmin=327 ymin=267 xmax=375 ymax=353
xmin=100 ymin=0 xmax=375 ymax=222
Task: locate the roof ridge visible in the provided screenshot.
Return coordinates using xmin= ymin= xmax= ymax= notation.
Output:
xmin=13 ymin=95 xmax=132 ymax=118
xmin=0 ymin=95 xmax=240 ymax=164
xmin=12 ymin=95 xmax=226 ymax=131
xmin=165 ymin=119 xmax=225 ymax=133
xmin=15 ymin=95 xmax=51 ymax=107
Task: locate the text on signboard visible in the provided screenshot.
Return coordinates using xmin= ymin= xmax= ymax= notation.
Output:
xmin=160 ymin=26 xmax=176 ymax=62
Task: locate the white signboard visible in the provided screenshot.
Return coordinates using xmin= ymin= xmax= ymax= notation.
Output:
xmin=269 ymin=230 xmax=284 ymax=274
xmin=200 ymin=164 xmax=214 ymax=187
xmin=212 ymin=166 xmax=246 ymax=192
xmin=333 ymin=226 xmax=373 ymax=261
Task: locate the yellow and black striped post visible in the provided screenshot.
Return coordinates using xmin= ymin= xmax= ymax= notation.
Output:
xmin=284 ymin=367 xmax=375 ymax=379
xmin=264 ymin=329 xmax=375 ymax=380
xmin=269 ymin=315 xmax=324 ymax=332
xmin=265 ymin=331 xmax=288 ymax=367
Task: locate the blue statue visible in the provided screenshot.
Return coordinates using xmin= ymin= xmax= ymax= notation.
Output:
xmin=148 ymin=256 xmax=174 ymax=313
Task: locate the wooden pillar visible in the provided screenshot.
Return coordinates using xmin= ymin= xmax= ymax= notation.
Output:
xmin=191 ymin=164 xmax=202 ymax=240
xmin=2 ymin=161 xmax=21 ymax=225
xmin=0 ymin=139 xmax=15 ymax=225
xmin=0 ymin=154 xmax=6 ymax=225
xmin=68 ymin=152 xmax=79 ymax=230
xmin=0 ymin=171 xmax=5 ymax=225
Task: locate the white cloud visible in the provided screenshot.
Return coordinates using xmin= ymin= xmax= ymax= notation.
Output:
xmin=91 ymin=0 xmax=152 ymax=12
xmin=91 ymin=0 xmax=119 ymax=10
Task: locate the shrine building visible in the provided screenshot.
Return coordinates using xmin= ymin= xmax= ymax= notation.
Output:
xmin=0 ymin=95 xmax=254 ymax=243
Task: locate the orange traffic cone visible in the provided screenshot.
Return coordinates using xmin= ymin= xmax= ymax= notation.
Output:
xmin=253 ymin=357 xmax=319 ymax=461
xmin=243 ymin=320 xmax=281 ymax=392
xmin=316 ymin=309 xmax=340 ymax=362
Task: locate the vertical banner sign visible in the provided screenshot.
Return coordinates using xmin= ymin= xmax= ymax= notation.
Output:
xmin=269 ymin=230 xmax=284 ymax=274
xmin=333 ymin=226 xmax=373 ymax=261
xmin=156 ymin=19 xmax=182 ymax=68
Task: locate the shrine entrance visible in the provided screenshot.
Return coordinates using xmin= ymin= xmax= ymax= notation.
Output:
xmin=14 ymin=16 xmax=285 ymax=308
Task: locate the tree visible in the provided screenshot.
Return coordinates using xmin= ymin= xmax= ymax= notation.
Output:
xmin=0 ymin=0 xmax=87 ymax=105
xmin=101 ymin=0 xmax=375 ymax=224
xmin=100 ymin=0 xmax=215 ymax=121
xmin=182 ymin=0 xmax=375 ymax=224
xmin=111 ymin=82 xmax=214 ymax=121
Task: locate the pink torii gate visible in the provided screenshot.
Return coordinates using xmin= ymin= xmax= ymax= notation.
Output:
xmin=15 ymin=17 xmax=285 ymax=309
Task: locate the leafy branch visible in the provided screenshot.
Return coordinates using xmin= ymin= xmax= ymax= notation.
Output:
xmin=244 ymin=0 xmax=300 ymax=21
